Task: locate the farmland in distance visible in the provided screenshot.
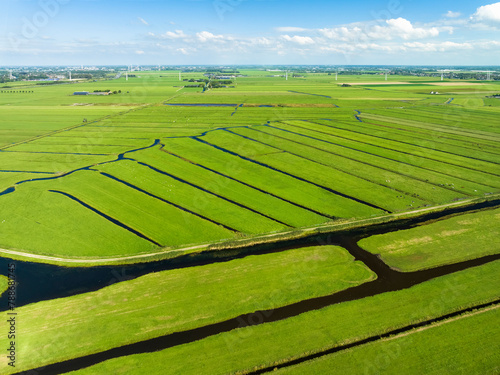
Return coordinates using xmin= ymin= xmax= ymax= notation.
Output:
xmin=0 ymin=69 xmax=498 ymax=374
xmin=1 ymin=72 xmax=499 ymax=262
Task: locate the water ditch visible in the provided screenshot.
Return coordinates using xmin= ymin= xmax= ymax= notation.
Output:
xmin=352 ymin=117 xmax=500 ymax=159
xmin=192 ymin=136 xmax=388 ymax=212
xmin=158 ymin=147 xmax=334 ymax=220
xmin=296 ymin=120 xmax=500 ymax=186
xmin=231 ymin=103 xmax=244 ymax=116
xmin=98 ymin=171 xmax=239 ymax=232
xmin=250 ymin=298 xmax=500 ymax=374
xmin=340 ymin=117 xmax=500 ymax=167
xmin=3 ymin=199 xmax=500 ymax=374
xmin=225 ymin=127 xmax=434 ymax=203
xmin=134 ymin=161 xmax=292 ymax=227
xmin=49 ymin=190 xmax=163 ymax=246
xmin=251 ymin=125 xmax=472 ymax=197
xmin=0 ymin=140 xmax=162 ymax=198
xmin=354 ymin=110 xmax=363 ymax=122
xmin=1 ymin=198 xmax=499 ymax=311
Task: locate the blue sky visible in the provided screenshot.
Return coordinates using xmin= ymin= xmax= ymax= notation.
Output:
xmin=1 ymin=0 xmax=499 ymax=66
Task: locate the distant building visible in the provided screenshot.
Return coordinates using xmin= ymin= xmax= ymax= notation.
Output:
xmin=73 ymin=91 xmax=89 ymax=95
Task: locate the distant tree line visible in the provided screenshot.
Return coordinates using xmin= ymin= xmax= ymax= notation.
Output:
xmin=205 ymin=69 xmax=240 ymax=73
xmin=184 ymin=78 xmax=210 ymax=83
xmin=0 ymin=90 xmax=35 ymax=93
xmin=93 ymin=89 xmax=122 ymax=94
xmin=209 ymin=80 xmax=233 ymax=88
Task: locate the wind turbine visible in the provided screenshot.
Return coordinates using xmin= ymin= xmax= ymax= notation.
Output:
xmin=486 ymin=71 xmax=493 ymax=81
xmin=383 ymin=68 xmax=390 ymax=81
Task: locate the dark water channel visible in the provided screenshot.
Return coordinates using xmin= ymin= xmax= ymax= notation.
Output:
xmin=2 ymin=198 xmax=498 ymax=312
xmin=5 ymin=199 xmax=500 ymax=374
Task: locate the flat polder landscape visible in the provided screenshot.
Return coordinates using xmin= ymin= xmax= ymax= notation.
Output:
xmin=0 ymin=67 xmax=499 ymax=374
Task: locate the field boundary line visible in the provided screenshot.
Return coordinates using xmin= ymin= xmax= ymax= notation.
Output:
xmin=248 ymin=299 xmax=500 ymax=375
xmin=381 ymin=303 xmax=499 ymax=342
xmin=0 ymin=104 xmax=150 ymax=151
xmin=0 ymin=87 xmax=184 ymax=152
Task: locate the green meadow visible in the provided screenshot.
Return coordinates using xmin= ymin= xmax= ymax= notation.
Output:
xmin=0 ymin=70 xmax=498 ymax=374
xmin=276 ymin=307 xmax=500 ymax=375
xmin=0 ymin=246 xmax=375 ymax=372
xmin=359 ymin=207 xmax=500 ymax=271
xmin=0 ymin=73 xmax=499 ymax=262
xmin=65 ymin=260 xmax=500 ymax=375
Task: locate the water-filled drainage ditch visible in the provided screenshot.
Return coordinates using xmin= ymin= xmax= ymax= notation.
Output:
xmin=3 ymin=199 xmax=500 ymax=374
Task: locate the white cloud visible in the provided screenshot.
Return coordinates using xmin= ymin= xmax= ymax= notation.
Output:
xmin=275 ymin=27 xmax=307 ymax=33
xmin=445 ymin=11 xmax=461 ymax=18
xmin=177 ymin=47 xmax=196 ymax=55
xmin=476 ymin=40 xmax=500 ymax=49
xmin=472 ymin=2 xmax=500 ymax=23
xmin=319 ymin=18 xmax=440 ymax=42
xmin=281 ymin=35 xmax=315 ymax=45
xmin=196 ymin=31 xmax=226 ymax=42
xmin=385 ymin=18 xmax=439 ymax=39
xmin=319 ymin=26 xmax=365 ymax=42
xmin=403 ymin=41 xmax=473 ymax=52
xmin=160 ymin=30 xmax=188 ymax=39
xmin=6 ymin=11 xmax=498 ymax=66
xmin=138 ymin=17 xmax=149 ymax=26
xmin=249 ymin=37 xmax=273 ymax=46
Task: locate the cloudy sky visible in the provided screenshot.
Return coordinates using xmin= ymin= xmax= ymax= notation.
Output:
xmin=1 ymin=0 xmax=499 ymax=66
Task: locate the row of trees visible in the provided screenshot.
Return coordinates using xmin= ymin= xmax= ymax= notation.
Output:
xmin=0 ymin=90 xmax=35 ymax=93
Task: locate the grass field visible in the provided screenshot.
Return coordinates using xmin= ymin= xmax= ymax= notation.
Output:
xmin=65 ymin=260 xmax=500 ymax=375
xmin=0 ymin=246 xmax=375 ymax=372
xmin=276 ymin=306 xmax=500 ymax=375
xmin=0 ymin=70 xmax=498 ymax=374
xmin=359 ymin=207 xmax=500 ymax=271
